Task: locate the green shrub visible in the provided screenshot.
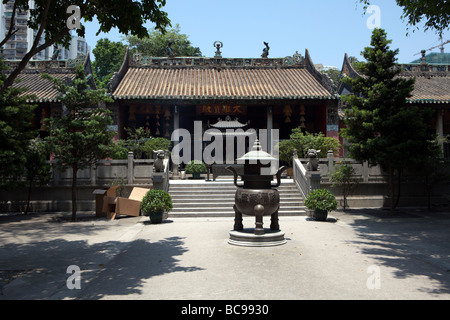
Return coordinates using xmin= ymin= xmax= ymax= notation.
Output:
xmin=305 ymin=189 xmax=337 ymax=212
xmin=276 ymin=129 xmax=342 ymax=166
xmin=141 ymin=189 xmax=173 ymax=215
xmin=111 ymin=140 xmax=129 ymax=159
xmin=143 ymin=137 xmax=171 ymax=155
xmin=185 ymin=160 xmax=207 ymax=174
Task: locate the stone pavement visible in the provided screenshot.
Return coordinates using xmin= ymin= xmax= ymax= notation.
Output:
xmin=0 ymin=208 xmax=449 ymax=300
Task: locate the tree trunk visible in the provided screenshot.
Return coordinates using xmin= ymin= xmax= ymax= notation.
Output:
xmin=24 ymin=180 xmax=33 ymax=215
xmin=394 ymin=169 xmax=402 ymax=209
xmin=72 ymin=166 xmax=78 ymax=222
xmin=389 ymin=165 xmax=395 ymax=212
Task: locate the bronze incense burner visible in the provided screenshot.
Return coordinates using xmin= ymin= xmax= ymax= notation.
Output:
xmin=227 ymin=139 xmax=286 ymax=236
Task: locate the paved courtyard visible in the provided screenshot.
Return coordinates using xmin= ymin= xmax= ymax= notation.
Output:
xmin=0 ymin=209 xmax=449 ymax=301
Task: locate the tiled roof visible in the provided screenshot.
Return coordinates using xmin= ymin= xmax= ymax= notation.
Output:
xmin=5 ymin=55 xmax=93 ymax=103
xmin=112 ymin=66 xmax=335 ymax=100
xmin=401 ymin=74 xmax=450 ymax=103
xmin=13 ymin=71 xmax=75 ymax=102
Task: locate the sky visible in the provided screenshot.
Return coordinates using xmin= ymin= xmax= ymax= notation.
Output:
xmin=83 ymin=0 xmax=447 ymax=68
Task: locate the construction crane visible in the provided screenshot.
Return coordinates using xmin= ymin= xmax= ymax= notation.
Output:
xmin=414 ymin=38 xmax=450 ymax=55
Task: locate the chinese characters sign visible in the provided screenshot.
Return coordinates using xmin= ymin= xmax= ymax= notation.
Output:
xmin=197 ymin=105 xmax=247 ymax=116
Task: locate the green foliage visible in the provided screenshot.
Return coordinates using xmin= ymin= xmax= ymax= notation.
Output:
xmin=330 ymin=161 xmax=359 ymax=210
xmin=340 ymin=28 xmax=438 ymax=209
xmin=321 ymin=68 xmax=342 ymax=90
xmin=92 ymin=38 xmax=127 ymax=89
xmin=43 ymin=64 xmax=115 ymax=171
xmin=185 ymin=160 xmax=207 ymax=174
xmin=0 ymin=57 xmax=37 ymax=188
xmin=122 ymin=127 xmax=152 ymax=159
xmin=305 ymin=189 xmax=338 ymax=212
xmin=290 ymin=129 xmax=341 ymax=158
xmin=143 ymin=137 xmax=172 ymax=155
xmin=24 ymin=137 xmax=52 ymax=214
xmin=0 ymin=0 xmax=171 ymax=93
xmin=141 ymin=189 xmax=173 ymax=215
xmin=110 ymin=140 xmax=129 ymax=160
xmin=125 ymin=24 xmax=202 ymax=57
xmin=360 ymin=0 xmax=450 ymax=36
xmin=277 ymin=129 xmax=341 ymax=166
xmin=43 ymin=64 xmax=115 ymax=221
xmin=341 ymin=28 xmax=436 ymax=169
xmin=276 ymin=140 xmax=298 ymax=166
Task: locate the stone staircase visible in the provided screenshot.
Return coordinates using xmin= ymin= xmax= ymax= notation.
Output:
xmin=168 ymin=178 xmax=305 ymax=217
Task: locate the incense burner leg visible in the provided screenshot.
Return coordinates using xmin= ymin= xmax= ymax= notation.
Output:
xmin=233 ymin=205 xmax=243 ymax=231
xmin=254 ymin=204 xmax=265 ymax=235
xmin=270 ymin=210 xmax=280 ymax=231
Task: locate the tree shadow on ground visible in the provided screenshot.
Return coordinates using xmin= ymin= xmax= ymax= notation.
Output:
xmin=0 ymin=236 xmax=203 ymax=299
xmin=345 ymin=210 xmax=450 ymax=295
xmin=80 ymin=236 xmax=204 ymax=299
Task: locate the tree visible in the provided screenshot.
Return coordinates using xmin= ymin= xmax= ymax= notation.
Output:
xmin=125 ymin=24 xmax=202 ymax=57
xmin=360 ymin=0 xmax=450 ymax=36
xmin=23 ymin=138 xmax=52 ymax=214
xmin=92 ymin=38 xmax=127 ymax=88
xmin=0 ymin=0 xmax=171 ymax=93
xmin=0 ymin=57 xmax=37 ymax=188
xmin=43 ymin=64 xmax=115 ymax=221
xmin=330 ymin=161 xmax=359 ymax=211
xmin=340 ymin=28 xmax=437 ymax=210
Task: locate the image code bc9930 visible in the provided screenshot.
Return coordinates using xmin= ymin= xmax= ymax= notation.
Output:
xmin=225 ymin=304 xmax=269 ymax=315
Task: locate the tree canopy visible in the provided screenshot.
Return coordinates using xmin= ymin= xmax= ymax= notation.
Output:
xmin=0 ymin=0 xmax=171 ymax=93
xmin=92 ymin=38 xmax=127 ymax=88
xmin=0 ymin=57 xmax=37 ymax=188
xmin=125 ymin=24 xmax=202 ymax=57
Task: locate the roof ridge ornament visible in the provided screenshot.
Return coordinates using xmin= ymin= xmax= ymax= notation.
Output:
xmin=261 ymin=42 xmax=270 ymax=58
xmin=214 ymin=41 xmax=223 ymax=58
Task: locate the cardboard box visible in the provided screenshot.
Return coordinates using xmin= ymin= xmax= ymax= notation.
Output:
xmin=102 ymin=187 xmax=150 ymax=220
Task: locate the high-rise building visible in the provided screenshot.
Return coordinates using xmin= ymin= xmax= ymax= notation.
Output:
xmin=0 ymin=0 xmax=89 ymax=61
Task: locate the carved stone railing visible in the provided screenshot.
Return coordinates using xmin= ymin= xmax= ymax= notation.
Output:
xmin=152 ymin=155 xmax=170 ymax=192
xmin=50 ymin=152 xmax=155 ymax=186
xmin=292 ymin=150 xmax=321 ymax=198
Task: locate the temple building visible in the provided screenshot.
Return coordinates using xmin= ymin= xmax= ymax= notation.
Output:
xmin=107 ymin=47 xmax=340 ymax=159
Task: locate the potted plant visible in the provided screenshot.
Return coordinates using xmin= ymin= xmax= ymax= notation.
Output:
xmin=185 ymin=160 xmax=206 ymax=179
xmin=304 ymin=188 xmax=337 ymax=221
xmin=141 ymin=189 xmax=173 ymax=224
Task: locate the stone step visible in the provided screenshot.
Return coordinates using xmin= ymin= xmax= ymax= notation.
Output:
xmin=168 ymin=179 xmax=305 ymax=217
xmin=172 ymin=198 xmax=305 ymax=207
xmin=169 ymin=210 xmax=306 ymax=218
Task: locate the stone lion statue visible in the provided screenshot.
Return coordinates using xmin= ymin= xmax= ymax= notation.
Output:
xmin=153 ymin=150 xmax=166 ymax=172
xmin=306 ymin=149 xmax=320 ymax=171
